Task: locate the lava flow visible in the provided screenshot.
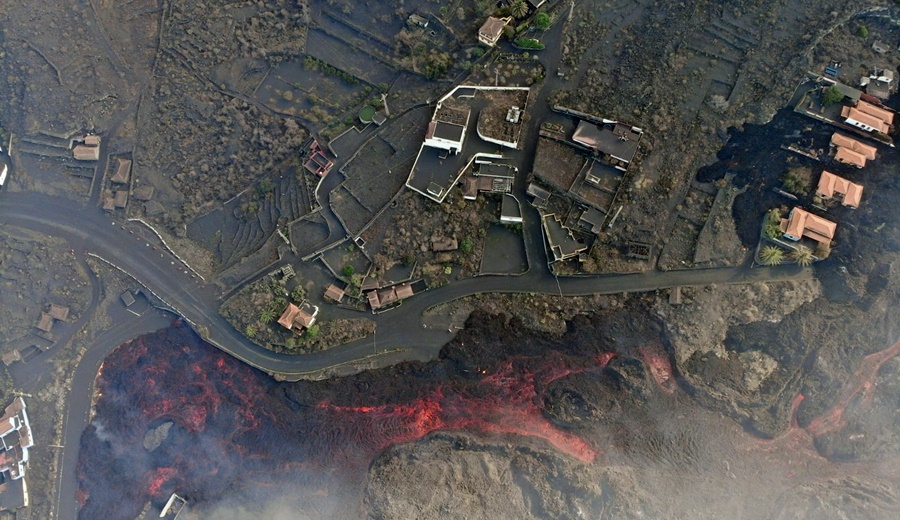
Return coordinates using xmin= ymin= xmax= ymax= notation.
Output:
xmin=317 ymin=351 xmax=611 ymax=463
xmin=801 ymin=337 xmax=900 ymax=437
xmin=75 ymin=323 xmax=615 ymax=520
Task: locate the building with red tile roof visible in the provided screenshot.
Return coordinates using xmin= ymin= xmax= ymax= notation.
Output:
xmin=842 ymin=99 xmax=894 ymax=134
xmin=780 ymin=207 xmax=837 ymax=244
xmin=277 ymin=302 xmax=318 ymax=333
xmin=816 ymin=171 xmax=863 ymax=209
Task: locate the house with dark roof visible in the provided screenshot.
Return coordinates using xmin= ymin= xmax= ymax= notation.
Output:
xmin=110 ymin=158 xmax=131 ymax=184
xmin=542 ymin=213 xmax=587 ymax=261
xmin=571 ymin=120 xmax=643 ymax=169
xmin=500 ymin=193 xmax=522 ymax=224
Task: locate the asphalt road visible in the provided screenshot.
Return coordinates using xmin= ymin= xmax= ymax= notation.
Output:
xmin=52 ymin=308 xmax=173 ymax=520
xmin=0 ymin=191 xmax=814 ymax=382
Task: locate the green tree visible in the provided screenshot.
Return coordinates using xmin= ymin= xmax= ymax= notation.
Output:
xmin=857 ymin=25 xmax=869 ymax=38
xmin=305 ymin=324 xmax=320 ymax=338
xmin=509 ymin=0 xmax=528 ymax=18
xmin=290 ymin=285 xmax=305 ymax=302
xmin=821 ymin=85 xmax=844 ymax=106
xmin=460 ymin=237 xmax=474 ymax=254
xmin=790 ymin=246 xmax=814 ymax=267
xmin=758 ymin=246 xmax=784 ymax=266
xmin=343 ymin=264 xmax=355 ymax=277
xmin=535 ymin=12 xmax=551 ymax=30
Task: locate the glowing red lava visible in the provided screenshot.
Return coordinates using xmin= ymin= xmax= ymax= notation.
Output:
xmin=77 ymin=324 xmax=624 ymax=519
xmin=802 ymin=338 xmax=900 ymax=437
xmin=318 ymin=351 xmax=614 ymax=463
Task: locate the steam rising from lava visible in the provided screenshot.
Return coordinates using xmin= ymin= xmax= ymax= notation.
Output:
xmin=76 ymin=323 xmax=627 ymax=519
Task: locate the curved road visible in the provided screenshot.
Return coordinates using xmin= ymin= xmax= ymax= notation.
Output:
xmin=0 ymin=191 xmax=813 ymax=382
xmin=1 ymin=190 xmax=813 ymax=520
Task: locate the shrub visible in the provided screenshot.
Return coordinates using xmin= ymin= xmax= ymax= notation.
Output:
xmin=460 ymin=237 xmax=474 ymax=254
xmin=535 ymin=12 xmax=551 ymax=30
xmin=305 ymin=324 xmax=320 ymax=338
xmin=343 ymin=265 xmax=355 ymax=277
xmin=514 ymin=38 xmax=545 ymax=50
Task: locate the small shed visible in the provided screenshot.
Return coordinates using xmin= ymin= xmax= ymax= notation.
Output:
xmin=121 ymin=290 xmax=136 ymax=307
xmin=324 ymin=284 xmax=345 ymax=303
xmin=36 ymin=313 xmax=54 ymax=333
xmin=2 ymin=350 xmax=22 ymax=366
xmin=114 ymin=190 xmax=129 ymax=209
xmin=49 ymin=304 xmax=69 ymax=321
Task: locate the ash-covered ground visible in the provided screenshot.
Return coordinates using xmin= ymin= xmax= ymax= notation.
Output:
xmin=77 ymin=302 xmax=900 ymax=519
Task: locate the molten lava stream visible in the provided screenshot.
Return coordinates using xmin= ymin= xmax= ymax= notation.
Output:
xmin=317 ymin=353 xmax=611 ymax=463
xmin=805 ymin=337 xmax=900 ymax=437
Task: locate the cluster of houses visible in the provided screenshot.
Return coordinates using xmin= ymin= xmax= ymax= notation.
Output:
xmin=528 ymin=108 xmax=644 ymax=264
xmin=795 ymin=75 xmax=896 ymax=145
xmin=0 ymin=398 xmax=34 ymax=512
xmin=774 ymin=71 xmax=897 ymax=258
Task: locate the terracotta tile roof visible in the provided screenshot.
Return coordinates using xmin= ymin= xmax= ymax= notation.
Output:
xmin=277 ymin=303 xmax=302 ymax=330
xmin=816 ymin=171 xmax=863 ymax=208
xmin=277 ymin=302 xmax=317 ymax=330
xmin=830 ymin=133 xmax=877 ymax=160
xmin=780 ymin=207 xmax=837 ymax=244
xmin=395 ymin=284 xmax=415 ymax=300
xmin=854 ymin=100 xmax=894 ymax=125
xmin=841 ymin=106 xmax=890 ymax=133
xmin=295 ymin=303 xmax=317 ymax=328
xmin=324 ymin=285 xmax=345 ymax=303
xmin=834 ymin=146 xmax=867 ymax=168
xmin=1 ymin=350 xmax=21 ymax=366
xmin=73 ymin=144 xmax=100 ymax=161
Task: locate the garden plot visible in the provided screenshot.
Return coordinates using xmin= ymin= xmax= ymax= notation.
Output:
xmin=254 ymin=56 xmax=372 ymax=124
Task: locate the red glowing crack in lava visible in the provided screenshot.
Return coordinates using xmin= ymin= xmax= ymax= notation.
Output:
xmin=317 ymin=351 xmax=616 ymax=463
xmin=799 ymin=337 xmax=900 ymax=437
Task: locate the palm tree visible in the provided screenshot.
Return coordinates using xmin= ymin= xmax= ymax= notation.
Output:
xmin=758 ymin=246 xmax=784 ymax=266
xmin=509 ymin=0 xmax=529 ymax=18
xmin=790 ymin=246 xmax=814 ymax=267
xmin=259 ymin=308 xmax=276 ymax=324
